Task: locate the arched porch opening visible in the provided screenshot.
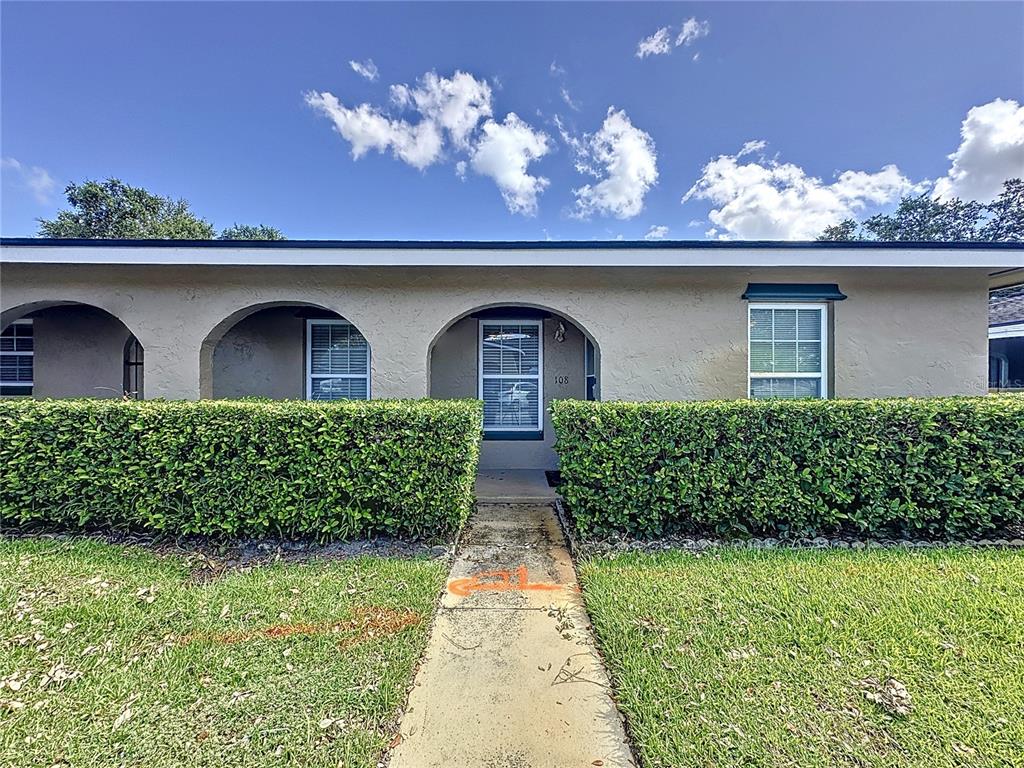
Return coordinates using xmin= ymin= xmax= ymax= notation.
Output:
xmin=427 ymin=303 xmax=601 ymax=470
xmin=199 ymin=302 xmax=371 ymax=400
xmin=1 ymin=301 xmax=143 ymax=399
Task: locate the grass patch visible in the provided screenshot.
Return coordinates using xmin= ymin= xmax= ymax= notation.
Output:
xmin=579 ymin=548 xmax=1024 ymax=767
xmin=0 ymin=537 xmax=446 ymax=767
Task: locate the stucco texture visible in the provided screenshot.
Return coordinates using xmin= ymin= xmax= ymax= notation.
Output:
xmin=18 ymin=304 xmax=134 ymax=398
xmin=1 ymin=263 xmax=991 ymax=464
xmin=212 ymin=307 xmax=305 ymax=399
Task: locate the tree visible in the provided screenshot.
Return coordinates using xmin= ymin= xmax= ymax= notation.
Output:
xmin=817 ymin=178 xmax=1023 ymax=242
xmin=979 ymin=178 xmax=1024 ymax=242
xmin=38 ymin=178 xmax=215 ymax=239
xmin=819 ymin=219 xmax=862 ymax=242
xmin=219 ymin=223 xmax=286 ymax=240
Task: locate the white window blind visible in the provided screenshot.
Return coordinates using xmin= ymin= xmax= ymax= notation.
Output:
xmin=479 ymin=320 xmax=543 ymax=433
xmin=748 ymin=304 xmax=827 ymax=399
xmin=306 ymin=320 xmax=370 ymax=401
xmin=1 ymin=320 xmax=33 ymax=397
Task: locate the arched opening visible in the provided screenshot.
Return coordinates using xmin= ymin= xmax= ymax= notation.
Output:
xmin=428 ymin=303 xmax=601 ymax=470
xmin=200 ymin=302 xmax=371 ymax=400
xmin=1 ymin=302 xmax=143 ymax=399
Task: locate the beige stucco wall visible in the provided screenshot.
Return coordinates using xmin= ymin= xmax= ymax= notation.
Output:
xmin=430 ymin=315 xmax=586 ymax=469
xmin=212 ymin=307 xmax=305 ymax=399
xmin=1 ymin=262 xmax=991 ymax=464
xmin=28 ymin=305 xmax=132 ymax=398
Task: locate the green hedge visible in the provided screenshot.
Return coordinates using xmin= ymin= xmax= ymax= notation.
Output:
xmin=552 ymin=397 xmax=1024 ymax=538
xmin=0 ymin=398 xmax=482 ymax=539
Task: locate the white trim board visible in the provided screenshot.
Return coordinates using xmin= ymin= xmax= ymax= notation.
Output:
xmin=3 ymin=244 xmax=1021 ymax=268
xmin=990 ymin=323 xmax=1024 ymax=339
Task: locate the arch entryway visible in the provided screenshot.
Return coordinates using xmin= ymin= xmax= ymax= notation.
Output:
xmin=199 ymin=302 xmax=371 ymax=400
xmin=1 ymin=301 xmax=144 ymax=399
xmin=427 ymin=303 xmax=600 ymax=470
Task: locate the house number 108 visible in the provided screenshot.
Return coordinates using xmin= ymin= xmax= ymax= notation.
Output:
xmin=554 ymin=375 xmax=570 ymax=385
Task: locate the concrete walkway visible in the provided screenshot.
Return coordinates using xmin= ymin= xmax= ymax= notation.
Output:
xmin=475 ymin=470 xmax=558 ymax=504
xmin=388 ymin=503 xmax=634 ymax=768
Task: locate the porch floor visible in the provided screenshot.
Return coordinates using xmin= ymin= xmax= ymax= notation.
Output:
xmin=475 ymin=469 xmax=558 ymax=503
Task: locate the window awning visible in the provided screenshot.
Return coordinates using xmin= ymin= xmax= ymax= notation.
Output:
xmin=742 ymin=283 xmax=847 ymax=301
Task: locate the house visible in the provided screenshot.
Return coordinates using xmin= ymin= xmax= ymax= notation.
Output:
xmin=2 ymin=238 xmax=1021 ymax=470
xmin=989 ymin=281 xmax=1024 ymax=392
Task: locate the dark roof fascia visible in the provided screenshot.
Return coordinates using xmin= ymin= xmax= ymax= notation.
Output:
xmin=2 ymin=237 xmax=1022 ymax=251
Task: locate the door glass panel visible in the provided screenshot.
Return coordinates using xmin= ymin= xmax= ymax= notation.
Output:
xmin=481 ymin=378 xmax=540 ymax=430
xmin=481 ymin=321 xmax=541 ymax=432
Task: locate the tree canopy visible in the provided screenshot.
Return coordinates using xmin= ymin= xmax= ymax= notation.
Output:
xmin=218 ymin=223 xmax=286 ymax=240
xmin=37 ymin=178 xmax=285 ymax=240
xmin=818 ymin=178 xmax=1023 ymax=242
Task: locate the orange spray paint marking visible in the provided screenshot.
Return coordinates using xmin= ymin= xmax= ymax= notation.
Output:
xmin=447 ymin=566 xmax=563 ymax=597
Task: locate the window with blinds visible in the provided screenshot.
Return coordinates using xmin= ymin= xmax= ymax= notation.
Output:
xmin=479 ymin=320 xmax=543 ymax=434
xmin=748 ymin=304 xmax=827 ymax=399
xmin=1 ymin=320 xmax=33 ymax=397
xmin=306 ymin=320 xmax=370 ymax=400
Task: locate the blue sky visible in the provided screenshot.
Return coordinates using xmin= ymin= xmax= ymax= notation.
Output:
xmin=2 ymin=1 xmax=1022 ymax=240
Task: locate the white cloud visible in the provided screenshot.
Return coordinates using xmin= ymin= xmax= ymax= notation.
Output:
xmin=644 ymin=224 xmax=669 ymax=240
xmin=305 ymin=92 xmax=443 ymax=169
xmin=635 ymin=26 xmax=673 ymax=58
xmin=560 ymin=87 xmax=581 ymax=112
xmin=549 ymin=60 xmax=567 ymax=78
xmin=470 ymin=114 xmax=551 ymax=216
xmin=738 ymin=139 xmax=767 ymax=157
xmin=676 ymin=17 xmax=710 ymax=46
xmin=933 ymin=98 xmax=1024 ymax=203
xmin=390 ymin=71 xmax=492 ymax=150
xmin=682 ymin=142 xmax=916 ymax=240
xmin=1 ymin=157 xmax=56 ymax=204
xmin=637 ymin=18 xmax=710 ymax=59
xmin=569 ymin=108 xmax=659 ymax=220
xmin=308 ymin=70 xmax=552 ymax=216
xmin=349 ymin=59 xmax=379 ymax=82
xmin=307 ymin=70 xmax=493 ymax=170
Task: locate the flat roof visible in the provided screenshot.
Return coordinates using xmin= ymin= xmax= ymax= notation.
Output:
xmin=1 ymin=237 xmax=1021 ymax=268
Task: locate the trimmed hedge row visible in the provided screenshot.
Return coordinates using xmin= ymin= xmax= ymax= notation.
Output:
xmin=552 ymin=396 xmax=1024 ymax=538
xmin=0 ymin=398 xmax=482 ymax=539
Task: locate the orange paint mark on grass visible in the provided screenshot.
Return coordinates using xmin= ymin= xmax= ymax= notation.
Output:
xmin=447 ymin=566 xmax=564 ymax=597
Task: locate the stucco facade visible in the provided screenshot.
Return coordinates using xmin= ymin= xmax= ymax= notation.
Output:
xmin=2 ymin=240 xmax=1016 ymax=468
xmin=31 ymin=304 xmax=134 ymax=399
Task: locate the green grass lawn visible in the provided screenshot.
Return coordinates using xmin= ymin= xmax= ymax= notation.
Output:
xmin=580 ymin=548 xmax=1024 ymax=768
xmin=0 ymin=537 xmax=446 ymax=768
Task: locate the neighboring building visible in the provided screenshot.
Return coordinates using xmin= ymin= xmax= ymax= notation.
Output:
xmin=989 ymin=282 xmax=1024 ymax=392
xmin=1 ymin=238 xmax=1021 ymax=469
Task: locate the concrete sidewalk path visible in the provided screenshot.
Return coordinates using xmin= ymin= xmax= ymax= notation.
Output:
xmin=388 ymin=503 xmax=634 ymax=768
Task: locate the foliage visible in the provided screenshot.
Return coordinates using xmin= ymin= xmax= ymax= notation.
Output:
xmin=0 ymin=537 xmax=446 ymax=767
xmin=0 ymin=398 xmax=482 ymax=539
xmin=551 ymin=396 xmax=1024 ymax=538
xmin=818 ymin=178 xmax=1023 ymax=242
xmin=580 ymin=547 xmax=1024 ymax=768
xmin=219 ymin=223 xmax=286 ymax=240
xmin=37 ymin=179 xmax=216 ymax=239
xmin=35 ymin=179 xmax=287 ymax=240
xmin=980 ymin=178 xmax=1024 ymax=242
